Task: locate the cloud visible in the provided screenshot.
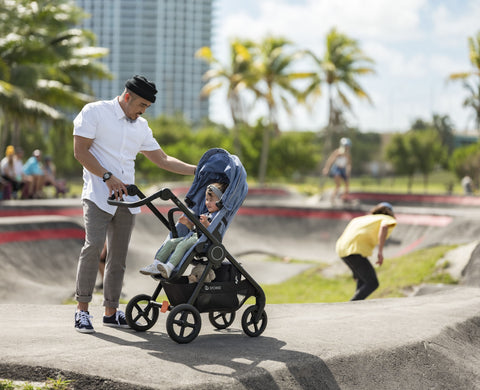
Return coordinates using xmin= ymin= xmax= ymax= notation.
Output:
xmin=218 ymin=0 xmax=427 ymax=45
xmin=428 ymin=53 xmax=469 ymax=76
xmin=432 ymin=0 xmax=480 ymax=41
xmin=212 ymin=0 xmax=479 ymax=131
xmin=363 ymin=42 xmax=429 ymax=79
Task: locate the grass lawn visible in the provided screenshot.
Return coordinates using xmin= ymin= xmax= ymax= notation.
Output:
xmin=292 ymin=170 xmax=465 ymax=197
xmin=64 ymin=169 xmax=467 ymax=198
xmin=262 ymin=244 xmax=458 ymax=304
xmin=69 ymin=243 xmax=457 ymax=306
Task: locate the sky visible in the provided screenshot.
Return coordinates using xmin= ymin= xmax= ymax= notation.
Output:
xmin=209 ymin=0 xmax=480 ymax=133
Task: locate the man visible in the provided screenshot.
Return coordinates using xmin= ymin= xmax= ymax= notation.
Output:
xmin=73 ymin=75 xmax=196 ymax=333
xmin=335 ymin=202 xmax=397 ymax=301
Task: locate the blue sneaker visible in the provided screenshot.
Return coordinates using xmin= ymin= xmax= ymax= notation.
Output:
xmin=103 ymin=310 xmax=129 ymax=328
xmin=75 ymin=310 xmax=95 ymax=333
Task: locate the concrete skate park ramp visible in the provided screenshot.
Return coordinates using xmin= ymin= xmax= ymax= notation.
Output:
xmin=1 ymin=192 xmax=480 ymax=304
xmin=1 ymin=190 xmax=480 ymax=389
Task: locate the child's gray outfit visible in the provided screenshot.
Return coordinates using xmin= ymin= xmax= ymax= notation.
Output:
xmin=155 ymin=211 xmax=215 ymax=267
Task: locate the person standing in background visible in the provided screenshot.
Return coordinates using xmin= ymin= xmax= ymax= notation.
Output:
xmin=322 ymin=137 xmax=352 ymax=204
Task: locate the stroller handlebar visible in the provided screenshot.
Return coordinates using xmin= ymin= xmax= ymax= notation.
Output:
xmin=107 ymin=185 xmax=175 ymax=207
xmin=107 ymin=184 xmax=222 ymax=245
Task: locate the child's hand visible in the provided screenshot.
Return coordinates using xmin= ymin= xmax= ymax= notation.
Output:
xmin=178 ymin=214 xmax=194 ymax=229
xmin=199 ymin=214 xmax=211 ymax=228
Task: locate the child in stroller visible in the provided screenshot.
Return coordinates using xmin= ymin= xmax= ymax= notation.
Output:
xmin=107 ymin=148 xmax=267 ymax=343
xmin=138 ymin=182 xmax=228 ymax=279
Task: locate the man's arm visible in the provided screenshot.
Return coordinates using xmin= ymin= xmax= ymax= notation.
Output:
xmin=73 ymin=135 xmax=127 ymax=199
xmin=376 ymin=224 xmax=390 ymax=266
xmin=142 ymin=149 xmax=196 ymax=175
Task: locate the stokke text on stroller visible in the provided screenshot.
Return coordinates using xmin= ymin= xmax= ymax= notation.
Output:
xmin=108 ymin=148 xmax=267 ymax=343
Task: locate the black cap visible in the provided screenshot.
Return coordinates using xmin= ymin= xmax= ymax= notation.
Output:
xmin=125 ymin=75 xmax=157 ymax=103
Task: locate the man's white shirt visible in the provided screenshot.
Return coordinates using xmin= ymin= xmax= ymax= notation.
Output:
xmin=73 ymin=98 xmax=160 ymax=215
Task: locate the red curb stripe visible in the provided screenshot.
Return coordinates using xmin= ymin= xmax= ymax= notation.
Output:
xmin=0 ymin=207 xmax=450 ymax=246
xmin=394 ymin=236 xmax=426 ymax=257
xmin=171 ymin=187 xmax=291 ymax=197
xmin=237 ymin=207 xmax=362 ymax=220
xmin=0 ymin=228 xmax=85 ymax=244
xmin=0 ymin=209 xmax=83 ymax=217
xmin=395 ymin=214 xmax=452 ymax=227
xmin=0 ymin=206 xmax=452 ymax=226
xmin=350 ymin=192 xmax=480 ymax=206
xmin=237 ymin=207 xmax=452 ymax=227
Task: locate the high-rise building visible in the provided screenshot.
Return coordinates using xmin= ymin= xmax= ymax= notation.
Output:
xmin=75 ymin=0 xmax=214 ymax=122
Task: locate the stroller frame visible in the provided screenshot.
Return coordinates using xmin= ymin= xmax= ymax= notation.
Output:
xmin=108 ymin=160 xmax=267 ymax=344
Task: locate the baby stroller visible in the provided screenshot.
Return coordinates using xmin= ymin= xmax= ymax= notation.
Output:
xmin=108 ymin=148 xmax=267 ymax=343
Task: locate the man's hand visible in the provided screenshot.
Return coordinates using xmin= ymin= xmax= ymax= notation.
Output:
xmin=106 ymin=176 xmax=128 ymax=200
xmin=376 ymin=253 xmax=384 ymax=266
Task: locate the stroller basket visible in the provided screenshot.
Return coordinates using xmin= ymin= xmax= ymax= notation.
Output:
xmin=163 ymin=280 xmax=239 ymax=312
xmin=162 ymin=263 xmax=257 ymax=312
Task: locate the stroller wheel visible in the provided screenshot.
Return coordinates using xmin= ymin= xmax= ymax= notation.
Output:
xmin=166 ymin=304 xmax=202 ymax=344
xmin=208 ymin=311 xmax=236 ymax=329
xmin=241 ymin=305 xmax=268 ymax=337
xmin=125 ymin=294 xmax=159 ymax=332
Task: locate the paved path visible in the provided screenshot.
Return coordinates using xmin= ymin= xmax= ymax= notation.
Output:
xmin=1 ymin=287 xmax=480 ymax=389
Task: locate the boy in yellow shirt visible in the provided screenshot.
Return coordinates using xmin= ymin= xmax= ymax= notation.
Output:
xmin=336 ymin=202 xmax=396 ymax=300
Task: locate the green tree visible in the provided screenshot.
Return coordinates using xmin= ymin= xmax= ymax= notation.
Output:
xmin=410 ymin=118 xmax=430 ymax=131
xmin=348 ymin=131 xmax=382 ymax=176
xmin=410 ymin=129 xmax=446 ymax=191
xmin=0 ymin=0 xmax=111 ymax=168
xmin=449 ymin=142 xmax=480 ymax=183
xmin=268 ymin=131 xmax=320 ymax=179
xmin=385 ymin=133 xmax=418 ymax=193
xmin=306 ymin=28 xmax=375 ymax=152
xmin=305 ymin=27 xmax=376 ymax=182
xmin=410 ymin=114 xmax=454 ymax=160
xmin=432 ymin=114 xmax=455 ymax=155
xmin=386 ymin=130 xmax=446 ymax=192
xmin=448 ymin=31 xmax=480 ymax=131
xmin=138 ymin=115 xmax=236 ymax=181
xmin=195 ymin=40 xmax=257 ymax=158
xmin=247 ymin=36 xmax=309 ymax=184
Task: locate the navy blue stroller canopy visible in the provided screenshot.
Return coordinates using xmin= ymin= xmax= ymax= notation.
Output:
xmin=170 ymin=148 xmax=248 ymax=244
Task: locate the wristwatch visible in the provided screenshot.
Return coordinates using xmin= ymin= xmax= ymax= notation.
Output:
xmin=102 ymin=171 xmax=113 ymax=182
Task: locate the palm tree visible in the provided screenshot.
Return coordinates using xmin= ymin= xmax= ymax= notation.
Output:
xmin=432 ymin=114 xmax=454 ymax=156
xmin=306 ymin=27 xmax=375 ymax=153
xmin=448 ymin=31 xmax=480 ymax=132
xmin=0 ymin=0 xmax=111 ymax=151
xmin=195 ymin=39 xmax=257 ymax=157
xmin=247 ymin=36 xmax=310 ymax=184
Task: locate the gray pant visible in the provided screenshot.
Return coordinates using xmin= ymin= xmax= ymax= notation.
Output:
xmin=155 ymin=233 xmax=198 ymax=267
xmin=75 ymin=199 xmax=135 ymax=308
